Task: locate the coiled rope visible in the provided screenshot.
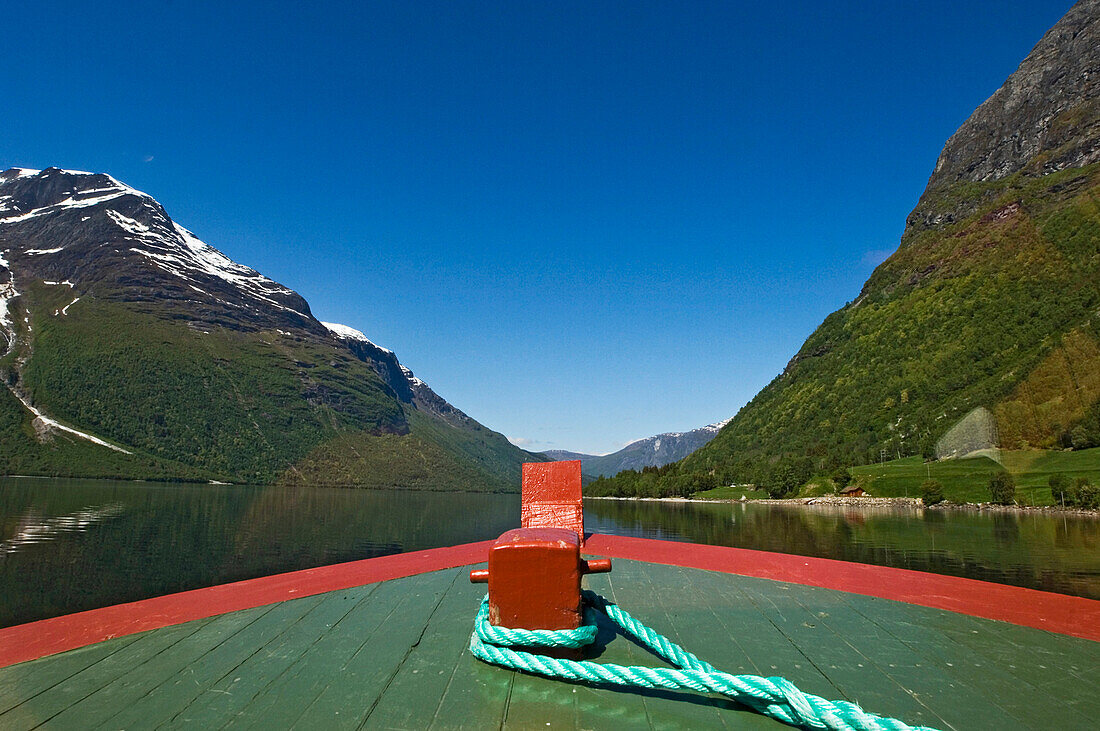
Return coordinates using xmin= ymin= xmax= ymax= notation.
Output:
xmin=470 ymin=590 xmax=938 ymax=731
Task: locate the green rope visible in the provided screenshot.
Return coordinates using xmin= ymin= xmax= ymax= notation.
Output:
xmin=470 ymin=590 xmax=939 ymax=731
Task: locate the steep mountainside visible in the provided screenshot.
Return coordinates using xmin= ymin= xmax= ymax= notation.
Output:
xmin=543 ymin=419 xmax=730 ymax=477
xmin=0 ymin=168 xmax=538 ymax=489
xmin=677 ymin=0 xmax=1100 ymax=484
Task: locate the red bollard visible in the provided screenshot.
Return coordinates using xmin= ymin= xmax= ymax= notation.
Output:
xmin=470 ymin=461 xmax=611 ymax=656
xmin=470 ymin=528 xmax=611 ymax=627
xmin=521 ymin=461 xmax=584 ymax=542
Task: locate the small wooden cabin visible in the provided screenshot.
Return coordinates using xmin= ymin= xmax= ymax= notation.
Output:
xmin=839 ymin=485 xmax=866 ymax=497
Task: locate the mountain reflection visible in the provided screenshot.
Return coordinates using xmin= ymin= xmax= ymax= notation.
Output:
xmin=584 ymin=499 xmax=1100 ymax=600
xmin=0 ymin=478 xmax=519 ymax=627
xmin=0 ymin=478 xmax=1096 ymax=629
xmin=1 ymin=503 xmax=126 ymax=557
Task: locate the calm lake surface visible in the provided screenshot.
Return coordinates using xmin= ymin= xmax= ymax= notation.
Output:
xmin=2 ymin=478 xmax=1097 ymax=627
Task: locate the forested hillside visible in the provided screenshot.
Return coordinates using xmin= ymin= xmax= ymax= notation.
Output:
xmin=589 ymin=0 xmax=1100 ymax=498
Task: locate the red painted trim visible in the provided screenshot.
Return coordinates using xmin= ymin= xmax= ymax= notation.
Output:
xmin=0 ymin=540 xmax=494 ymax=670
xmin=2 ymin=535 xmax=1096 ymax=669
xmin=584 ymin=534 xmax=1100 ymax=643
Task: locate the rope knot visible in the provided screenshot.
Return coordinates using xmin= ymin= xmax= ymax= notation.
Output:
xmin=470 ymin=590 xmax=937 ymax=731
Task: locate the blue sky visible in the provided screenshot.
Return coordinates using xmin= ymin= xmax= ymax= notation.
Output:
xmin=2 ymin=1 xmax=1074 ymax=455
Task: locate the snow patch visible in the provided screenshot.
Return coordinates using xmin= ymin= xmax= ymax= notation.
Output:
xmin=107 ymin=209 xmax=152 ymax=235
xmin=24 ymin=247 xmax=64 ymax=255
xmin=61 ymin=297 xmax=79 ymax=316
xmin=321 ymin=321 xmax=394 ymax=354
xmin=321 ymin=321 xmax=368 ymax=342
xmin=170 ymin=224 xmax=307 ymax=318
xmin=9 ymin=388 xmax=131 ymax=453
xmin=0 ymin=251 xmax=17 ymax=341
xmin=400 ymin=365 xmax=426 ymax=388
xmin=0 ymin=189 xmax=138 ymax=224
xmin=701 ymin=417 xmax=733 ymax=433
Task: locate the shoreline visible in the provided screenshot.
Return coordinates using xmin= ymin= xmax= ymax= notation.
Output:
xmin=584 ymin=494 xmax=1100 ymax=517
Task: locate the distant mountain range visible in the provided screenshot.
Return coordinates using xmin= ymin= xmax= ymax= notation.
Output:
xmin=0 ymin=167 xmax=539 ymax=489
xmin=542 ymin=419 xmax=730 ymax=477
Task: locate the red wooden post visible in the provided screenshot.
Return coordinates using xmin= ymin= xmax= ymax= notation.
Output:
xmin=470 ymin=461 xmax=610 ymax=655
xmin=521 ymin=460 xmax=584 ymax=542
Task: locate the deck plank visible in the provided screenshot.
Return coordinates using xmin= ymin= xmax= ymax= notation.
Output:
xmin=981 ymin=625 xmax=1100 ymax=716
xmin=1 ymin=619 xmax=210 ymax=729
xmin=710 ymin=572 xmax=943 ymax=728
xmin=500 ymin=666 xmax=578 ymax=730
xmin=365 ymin=568 xmax=512 ymax=730
xmin=844 ymin=593 xmax=1078 ymax=729
xmin=788 ymin=585 xmax=991 ymax=730
xmin=223 ymin=578 xmax=417 ymax=728
xmin=423 ymin=584 xmax=516 ymax=731
xmin=42 ymin=605 xmax=273 ymax=729
xmin=837 ymin=591 xmax=1100 ymax=727
xmin=291 ymin=570 xmax=456 ymax=729
xmin=603 ymin=560 xmax=777 ymax=730
xmin=955 ymin=618 xmax=1100 ymax=696
xmin=365 ymin=571 xmax=510 ymax=729
xmin=0 ymin=635 xmax=143 ymax=717
xmin=98 ymin=593 xmax=323 ymax=730
xmin=692 ymin=562 xmax=847 ymax=698
xmin=160 ymin=592 xmax=341 ymax=729
xmin=568 ymin=570 xmax=657 ymax=731
xmin=756 ymin=580 xmax=953 ymax=729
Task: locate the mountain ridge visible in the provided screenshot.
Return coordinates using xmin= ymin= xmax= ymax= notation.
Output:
xmin=0 ymin=167 xmax=539 ymax=488
xmin=542 ymin=418 xmax=730 ymax=477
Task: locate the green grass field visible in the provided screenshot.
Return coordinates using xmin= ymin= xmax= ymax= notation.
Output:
xmin=689 ymin=486 xmax=770 ymax=501
xmin=848 ymin=448 xmax=1100 ymax=505
xmin=691 ymin=448 xmax=1100 ymax=506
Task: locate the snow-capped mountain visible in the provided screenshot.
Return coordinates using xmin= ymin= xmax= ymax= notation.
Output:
xmin=0 ymin=167 xmax=536 ymax=488
xmin=543 ymin=418 xmax=732 ymax=477
xmin=0 ymin=167 xmax=314 ymax=337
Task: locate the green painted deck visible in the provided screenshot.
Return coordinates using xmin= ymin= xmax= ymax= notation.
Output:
xmin=1 ymin=560 xmax=1096 ymax=730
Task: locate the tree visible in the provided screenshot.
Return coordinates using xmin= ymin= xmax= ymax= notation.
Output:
xmin=1048 ymin=474 xmax=1070 ymax=505
xmin=1066 ymin=477 xmax=1099 ymax=509
xmin=1078 ymin=483 xmax=1099 ymax=510
xmin=766 ymin=456 xmax=814 ymax=498
xmin=988 ymin=472 xmax=1016 ymax=505
xmin=831 ymin=467 xmax=852 ymax=490
xmin=1070 ymin=426 xmax=1090 ymax=450
xmin=921 ymin=479 xmax=944 ymax=505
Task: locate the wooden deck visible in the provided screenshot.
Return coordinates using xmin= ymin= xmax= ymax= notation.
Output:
xmin=1 ymin=557 xmax=1097 ymax=730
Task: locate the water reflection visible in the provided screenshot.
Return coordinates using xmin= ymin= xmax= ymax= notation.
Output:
xmin=1 ymin=503 xmax=125 ymax=556
xmin=0 ymin=478 xmax=519 ymax=627
xmin=1 ymin=478 xmax=1097 ymax=628
xmin=585 ymin=499 xmax=1100 ymax=600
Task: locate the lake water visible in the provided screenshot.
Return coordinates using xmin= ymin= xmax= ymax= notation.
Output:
xmin=2 ymin=478 xmax=1097 ymax=627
